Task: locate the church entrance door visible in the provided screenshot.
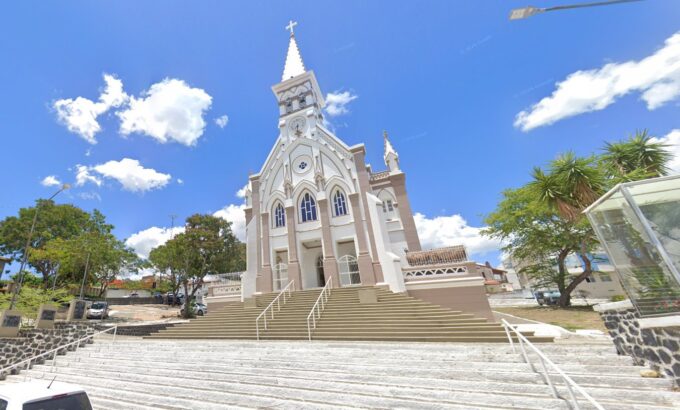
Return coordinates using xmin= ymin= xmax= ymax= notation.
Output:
xmin=316 ymin=255 xmax=325 ymax=287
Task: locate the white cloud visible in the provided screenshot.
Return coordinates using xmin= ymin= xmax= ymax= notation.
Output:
xmin=414 ymin=212 xmax=501 ymax=257
xmin=54 ymin=74 xmax=128 ymax=144
xmin=651 ymin=129 xmax=680 ymax=174
xmin=75 ymin=164 xmax=102 ymax=187
xmin=177 ymin=178 xmax=184 ymax=185
xmin=92 ymin=158 xmax=171 ymax=192
xmin=78 ymin=191 xmax=102 ymax=201
xmin=215 ymin=115 xmax=229 ymax=129
xmin=213 ymin=204 xmax=246 ymax=241
xmin=41 ymin=175 xmax=61 ymax=187
xmin=74 ymin=158 xmax=171 ymax=192
xmin=118 ymin=78 xmax=212 ymax=146
xmin=325 ymin=91 xmax=358 ymax=117
xmin=125 ymin=226 xmax=184 ymax=259
xmin=235 ymin=185 xmax=248 ymax=199
xmin=515 ymin=32 xmax=680 ymax=131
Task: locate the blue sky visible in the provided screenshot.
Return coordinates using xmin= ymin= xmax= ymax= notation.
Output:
xmin=1 ymin=1 xmax=680 ymax=269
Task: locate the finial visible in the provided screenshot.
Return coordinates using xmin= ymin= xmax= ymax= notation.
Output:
xmin=285 ymin=20 xmax=298 ymax=37
xmin=383 ymin=130 xmax=388 ymax=141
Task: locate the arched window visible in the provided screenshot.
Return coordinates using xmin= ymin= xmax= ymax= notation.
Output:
xmin=333 ymin=189 xmax=348 ymax=217
xmin=338 ymin=255 xmax=361 ymax=286
xmin=300 ymin=192 xmax=317 ymax=222
xmin=274 ymin=203 xmax=285 ymax=228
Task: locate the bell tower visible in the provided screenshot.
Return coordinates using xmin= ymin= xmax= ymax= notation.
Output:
xmin=272 ymin=21 xmax=326 ymax=142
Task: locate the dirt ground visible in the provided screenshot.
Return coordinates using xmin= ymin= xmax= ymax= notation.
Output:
xmin=494 ymin=306 xmax=607 ymax=332
xmin=108 ymin=304 xmax=181 ymax=322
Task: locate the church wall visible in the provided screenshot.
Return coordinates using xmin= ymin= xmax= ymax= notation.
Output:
xmin=406 ymin=277 xmax=495 ymax=322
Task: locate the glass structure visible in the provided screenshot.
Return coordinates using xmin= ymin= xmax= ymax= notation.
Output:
xmin=584 ymin=175 xmax=680 ymax=317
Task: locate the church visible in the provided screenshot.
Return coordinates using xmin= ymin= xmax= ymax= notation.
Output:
xmin=239 ymin=23 xmax=493 ymax=320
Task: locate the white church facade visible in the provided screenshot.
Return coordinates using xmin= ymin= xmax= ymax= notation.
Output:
xmin=233 ymin=24 xmax=493 ymax=320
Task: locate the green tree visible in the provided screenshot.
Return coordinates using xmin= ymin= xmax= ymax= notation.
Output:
xmin=0 ymin=200 xmax=92 ymax=287
xmin=485 ymin=133 xmax=673 ymax=307
xmin=149 ymin=238 xmax=184 ymax=302
xmin=483 ymin=186 xmax=599 ymax=307
xmin=0 ymin=286 xmax=72 ymax=320
xmin=601 ymin=130 xmax=672 ymax=181
xmin=152 ymin=214 xmax=242 ymax=318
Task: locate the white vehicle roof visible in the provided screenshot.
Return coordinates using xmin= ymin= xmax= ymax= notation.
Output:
xmin=0 ymin=380 xmax=86 ymax=403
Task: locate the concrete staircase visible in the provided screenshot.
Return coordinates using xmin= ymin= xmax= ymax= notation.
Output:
xmin=146 ymin=286 xmax=552 ymax=342
xmin=3 ymin=339 xmax=677 ymax=409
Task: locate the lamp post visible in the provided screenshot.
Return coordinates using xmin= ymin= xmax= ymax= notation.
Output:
xmin=9 ymin=183 xmax=71 ymax=309
xmin=509 ymin=0 xmax=642 ymax=20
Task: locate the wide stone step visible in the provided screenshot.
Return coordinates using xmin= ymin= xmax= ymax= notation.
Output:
xmin=50 ymin=349 xmax=671 ymax=392
xmin=16 ymin=367 xmax=525 ymax=410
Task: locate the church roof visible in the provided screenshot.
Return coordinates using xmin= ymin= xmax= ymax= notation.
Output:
xmin=282 ymin=33 xmax=306 ymax=81
xmin=383 ymin=131 xmax=398 ymax=161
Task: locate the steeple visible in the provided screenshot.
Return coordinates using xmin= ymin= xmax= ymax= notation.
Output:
xmin=282 ymin=20 xmax=306 ymax=81
xmin=383 ymin=130 xmax=400 ymax=172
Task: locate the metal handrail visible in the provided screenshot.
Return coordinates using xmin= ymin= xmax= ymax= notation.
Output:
xmin=0 ymin=324 xmax=118 ymax=380
xmin=307 ymin=276 xmax=332 ymax=341
xmin=500 ymin=319 xmax=604 ymax=410
xmin=255 ymin=280 xmax=294 ymax=340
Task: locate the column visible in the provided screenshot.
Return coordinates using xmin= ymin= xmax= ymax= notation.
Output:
xmin=285 ymin=205 xmax=302 ymax=289
xmin=351 ymin=146 xmax=383 ymax=281
xmin=260 ymin=212 xmax=273 ymax=293
xmin=390 ymin=173 xmax=422 ymax=251
xmin=317 ymin=198 xmax=340 ymax=287
xmin=250 ymin=178 xmax=264 ymax=292
xmin=349 ymin=192 xmax=376 ymax=285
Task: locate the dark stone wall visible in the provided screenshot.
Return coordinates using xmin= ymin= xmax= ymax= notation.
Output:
xmin=599 ymin=308 xmax=680 ymax=387
xmin=0 ymin=323 xmax=96 ymax=380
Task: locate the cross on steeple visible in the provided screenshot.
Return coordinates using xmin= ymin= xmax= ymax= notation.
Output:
xmin=285 ymin=20 xmax=298 ymax=36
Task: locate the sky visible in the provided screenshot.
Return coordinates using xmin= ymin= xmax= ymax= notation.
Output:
xmin=1 ymin=1 xmax=680 ymax=273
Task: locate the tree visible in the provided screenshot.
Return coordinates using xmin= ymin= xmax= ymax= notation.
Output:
xmin=0 ymin=286 xmax=72 ymax=320
xmin=0 ymin=201 xmax=92 ymax=287
xmin=485 ymin=133 xmax=673 ymax=307
xmin=601 ymin=130 xmax=671 ymax=181
xmin=149 ymin=238 xmax=184 ymax=303
xmin=151 ymin=214 xmax=242 ymax=318
xmin=483 ymin=186 xmax=599 ymax=307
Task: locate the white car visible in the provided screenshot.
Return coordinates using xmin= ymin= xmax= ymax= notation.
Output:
xmin=0 ymin=380 xmax=92 ymax=410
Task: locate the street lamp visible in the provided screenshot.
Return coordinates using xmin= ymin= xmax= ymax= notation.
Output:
xmin=510 ymin=0 xmax=643 ymax=20
xmin=9 ymin=183 xmax=71 ymax=309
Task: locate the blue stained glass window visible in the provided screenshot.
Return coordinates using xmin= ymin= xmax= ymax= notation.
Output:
xmin=333 ymin=190 xmax=348 ymax=217
xmin=300 ymin=192 xmax=317 ymax=222
xmin=274 ymin=203 xmax=285 ymax=228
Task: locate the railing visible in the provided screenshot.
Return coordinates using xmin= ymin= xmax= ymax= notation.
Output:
xmin=307 ymin=277 xmax=333 ymax=341
xmin=0 ymin=325 xmax=118 ymax=381
xmin=500 ymin=319 xmax=604 ymax=410
xmin=255 ymin=280 xmax=294 ymax=340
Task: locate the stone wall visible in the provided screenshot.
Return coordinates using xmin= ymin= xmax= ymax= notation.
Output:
xmin=596 ymin=301 xmax=680 ymax=387
xmin=0 ymin=323 xmax=96 ymax=380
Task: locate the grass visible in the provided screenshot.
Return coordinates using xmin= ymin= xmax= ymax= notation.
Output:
xmin=494 ymin=306 xmax=607 ymax=332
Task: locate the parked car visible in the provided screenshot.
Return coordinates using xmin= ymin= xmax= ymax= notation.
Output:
xmin=181 ymin=303 xmax=207 ymax=316
xmin=0 ymin=380 xmax=93 ymax=410
xmin=534 ymin=290 xmax=561 ymax=306
xmin=166 ymin=292 xmax=184 ymax=306
xmin=86 ymin=301 xmax=109 ymax=319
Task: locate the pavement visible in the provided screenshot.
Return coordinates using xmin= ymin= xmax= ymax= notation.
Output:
xmin=493 ymin=310 xmax=610 ymax=341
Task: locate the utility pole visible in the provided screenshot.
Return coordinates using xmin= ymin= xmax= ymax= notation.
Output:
xmin=9 ymin=184 xmax=70 ymax=309
xmin=79 ymin=252 xmax=91 ymax=299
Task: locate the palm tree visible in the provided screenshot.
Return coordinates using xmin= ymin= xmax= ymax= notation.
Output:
xmin=530 ymin=152 xmax=605 ymax=221
xmin=601 ymin=130 xmax=672 ymax=181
